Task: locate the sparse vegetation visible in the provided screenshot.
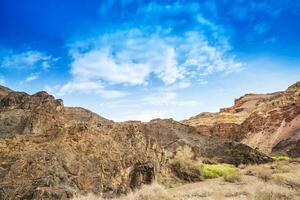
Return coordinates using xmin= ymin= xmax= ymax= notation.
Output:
xmin=127 ymin=183 xmax=174 ymax=200
xmin=172 ymin=145 xmax=194 ymax=162
xmin=169 ymin=146 xmax=202 ymax=182
xmin=254 ymin=191 xmax=293 ymax=200
xmin=254 ymin=166 xmax=272 ymax=182
xmin=200 ymin=163 xmax=237 ymax=179
xmin=272 ymin=173 xmax=300 ymax=190
xmin=73 ymin=161 xmax=300 ymax=200
xmin=73 ymin=183 xmax=174 ymax=200
xmin=223 ymin=171 xmax=242 ymax=183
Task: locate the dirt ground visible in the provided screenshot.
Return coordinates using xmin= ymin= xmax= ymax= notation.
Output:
xmin=74 ymin=161 xmax=300 ymax=200
xmin=168 ymin=162 xmax=300 ymax=200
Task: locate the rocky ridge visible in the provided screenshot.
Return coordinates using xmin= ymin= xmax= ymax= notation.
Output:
xmin=0 ymin=85 xmax=272 ymax=199
xmin=182 ymin=81 xmax=300 ymax=155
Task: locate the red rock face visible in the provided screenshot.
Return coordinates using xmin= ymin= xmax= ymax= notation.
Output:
xmin=195 ymin=123 xmax=241 ymax=140
xmin=183 ymin=81 xmax=300 ymax=155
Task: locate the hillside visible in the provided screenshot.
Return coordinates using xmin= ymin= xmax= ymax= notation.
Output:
xmin=0 ymin=86 xmax=272 ymax=199
xmin=182 ymin=81 xmax=300 ymax=156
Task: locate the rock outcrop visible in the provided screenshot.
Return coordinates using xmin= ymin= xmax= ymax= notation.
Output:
xmin=0 ymin=86 xmax=272 ymax=199
xmin=183 ymin=81 xmax=300 ymax=156
xmin=0 ymin=86 xmax=12 ymax=100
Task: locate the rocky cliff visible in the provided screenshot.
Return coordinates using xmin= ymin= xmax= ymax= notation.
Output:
xmin=0 ymin=86 xmax=272 ymax=199
xmin=183 ymin=81 xmax=300 ymax=156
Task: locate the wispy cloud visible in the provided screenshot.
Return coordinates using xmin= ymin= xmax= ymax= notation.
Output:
xmin=143 ymin=91 xmax=198 ymax=107
xmin=46 ymin=81 xmax=127 ymax=99
xmin=226 ymin=0 xmax=291 ymax=21
xmin=0 ymin=49 xmax=55 ymax=70
xmin=254 ymin=23 xmax=270 ymax=35
xmin=24 ymin=74 xmax=39 ymax=82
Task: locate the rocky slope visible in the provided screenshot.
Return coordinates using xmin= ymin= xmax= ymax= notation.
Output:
xmin=183 ymin=81 xmax=300 ymax=156
xmin=0 ymin=86 xmax=271 ymax=199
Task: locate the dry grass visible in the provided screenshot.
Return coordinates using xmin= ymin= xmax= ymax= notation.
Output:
xmin=272 ymin=173 xmax=300 ymax=190
xmin=73 ymin=194 xmax=100 ymax=200
xmin=223 ymin=171 xmax=242 ymax=183
xmin=256 ymin=167 xmax=272 ymax=182
xmin=254 ymin=191 xmax=293 ymax=200
xmin=246 ymin=164 xmax=272 ymax=182
xmin=290 ymin=157 xmax=300 ymax=163
xmin=74 ymin=161 xmax=300 ymax=200
xmin=125 ymin=183 xmax=173 ymax=200
xmin=73 ymin=183 xmax=174 ymax=200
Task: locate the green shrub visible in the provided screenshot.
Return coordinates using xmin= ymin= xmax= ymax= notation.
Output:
xmin=200 ymin=164 xmax=237 ymax=179
xmin=271 ymin=156 xmax=290 ymax=161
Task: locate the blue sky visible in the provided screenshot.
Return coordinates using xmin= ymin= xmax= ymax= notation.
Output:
xmin=0 ymin=0 xmax=300 ymax=121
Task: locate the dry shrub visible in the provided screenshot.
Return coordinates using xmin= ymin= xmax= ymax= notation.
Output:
xmin=169 ymin=146 xmax=202 ymax=182
xmin=276 ymin=165 xmax=292 ymax=174
xmin=170 ymin=161 xmax=202 ymax=182
xmin=290 ymin=157 xmax=300 ymax=163
xmin=172 ymin=145 xmax=194 ymax=162
xmin=271 ymin=161 xmax=293 ymax=174
xmin=272 ymin=173 xmax=300 ymax=190
xmin=238 ymin=164 xmax=247 ymax=169
xmin=247 ymin=165 xmax=272 ymax=182
xmin=72 ymin=194 xmax=101 ymax=200
xmin=124 ymin=182 xmax=173 ymax=200
xmin=73 ymin=183 xmax=174 ymax=200
xmin=254 ymin=191 xmax=293 ymax=200
xmin=223 ymin=171 xmax=242 ymax=183
xmin=256 ymin=168 xmax=272 ymax=182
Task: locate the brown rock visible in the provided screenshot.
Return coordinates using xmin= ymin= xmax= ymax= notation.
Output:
xmin=0 ymin=85 xmax=273 ymax=199
xmin=183 ymin=81 xmax=300 ymax=155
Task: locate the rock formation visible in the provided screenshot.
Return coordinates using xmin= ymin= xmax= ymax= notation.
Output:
xmin=183 ymin=81 xmax=300 ymax=155
xmin=0 ymin=85 xmax=272 ymax=199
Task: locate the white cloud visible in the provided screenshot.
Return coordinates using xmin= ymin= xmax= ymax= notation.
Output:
xmin=68 ymin=29 xmax=241 ymax=88
xmin=51 ymin=81 xmax=127 ymax=99
xmin=69 ymin=30 xmax=185 ymax=86
xmin=71 ymin=48 xmax=151 ymax=85
xmin=143 ymin=91 xmax=199 ymax=107
xmin=24 ymin=74 xmax=39 ymax=82
xmin=0 ymin=50 xmax=54 ymax=70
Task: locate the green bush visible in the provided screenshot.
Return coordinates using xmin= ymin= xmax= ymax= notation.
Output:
xmin=271 ymin=155 xmax=290 ymax=161
xmin=200 ymin=164 xmax=237 ymax=179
